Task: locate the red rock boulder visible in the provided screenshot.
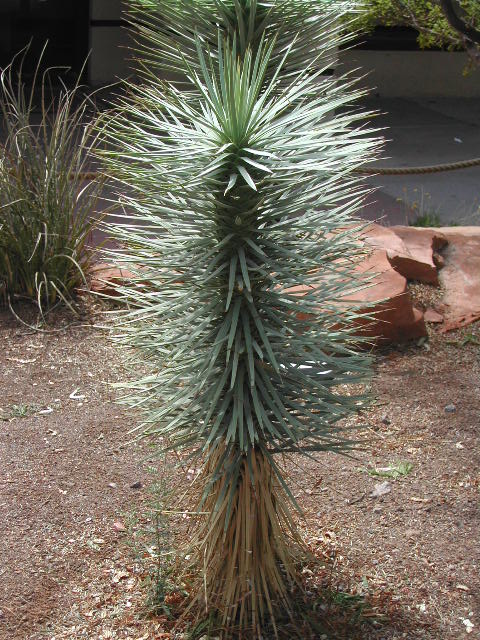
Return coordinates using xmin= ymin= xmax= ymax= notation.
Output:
xmin=424 ymin=308 xmax=444 ymax=324
xmin=361 ymin=223 xmax=407 ymax=261
xmin=284 ymin=249 xmax=427 ymax=344
xmin=362 ymin=223 xmax=447 ymax=285
xmin=344 ymin=249 xmax=427 ymax=343
xmin=435 ymin=227 xmax=480 ymax=322
xmin=389 ymin=226 xmax=448 ymax=285
xmin=88 ymin=262 xmax=136 ymax=297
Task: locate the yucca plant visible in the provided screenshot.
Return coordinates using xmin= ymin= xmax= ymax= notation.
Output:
xmin=128 ymin=0 xmax=357 ymax=82
xmin=99 ymin=1 xmax=380 ymax=637
xmin=0 ymin=51 xmax=103 ymax=313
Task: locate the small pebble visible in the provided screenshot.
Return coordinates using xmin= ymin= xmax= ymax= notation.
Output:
xmin=370 ymin=481 xmax=392 ymax=498
xmin=130 ymin=481 xmax=143 ymax=489
xmin=444 ymin=403 xmax=456 ymax=413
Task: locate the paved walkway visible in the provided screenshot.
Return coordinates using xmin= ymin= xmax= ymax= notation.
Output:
xmin=359 ymin=97 xmax=480 ymax=226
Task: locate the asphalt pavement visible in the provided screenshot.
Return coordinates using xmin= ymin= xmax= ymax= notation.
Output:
xmin=359 ymin=97 xmax=480 ymax=226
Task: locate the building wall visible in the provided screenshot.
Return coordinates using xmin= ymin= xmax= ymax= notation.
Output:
xmin=89 ymin=0 xmax=131 ymax=86
xmin=87 ymin=2 xmax=480 ymax=98
xmin=339 ymin=50 xmax=480 ymax=99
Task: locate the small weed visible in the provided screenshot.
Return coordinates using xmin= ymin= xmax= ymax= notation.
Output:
xmin=409 ymin=211 xmax=443 ymax=228
xmin=401 ymin=188 xmax=442 ymax=227
xmin=185 ymin=614 xmax=220 ymax=639
xmin=122 ymin=461 xmax=182 ymax=619
xmin=145 ymin=468 xmax=184 ymax=617
xmin=366 ymin=461 xmax=413 ymax=479
xmin=402 ymin=187 xmax=462 ymax=227
xmin=322 ymin=587 xmax=370 ymax=625
xmin=447 ymin=333 xmax=480 ymax=347
xmin=1 ymin=403 xmax=39 ymax=420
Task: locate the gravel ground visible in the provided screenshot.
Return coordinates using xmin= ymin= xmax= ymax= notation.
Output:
xmin=0 ymin=304 xmax=478 ymax=640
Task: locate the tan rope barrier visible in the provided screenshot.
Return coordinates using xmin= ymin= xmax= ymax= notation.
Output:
xmin=355 ymin=157 xmax=480 ymax=175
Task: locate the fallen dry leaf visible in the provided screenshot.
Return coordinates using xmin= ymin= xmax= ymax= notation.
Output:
xmin=112 ymin=570 xmax=129 ymax=584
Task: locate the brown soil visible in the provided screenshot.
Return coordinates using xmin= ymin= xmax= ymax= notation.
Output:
xmin=0 ymin=305 xmax=478 ymax=640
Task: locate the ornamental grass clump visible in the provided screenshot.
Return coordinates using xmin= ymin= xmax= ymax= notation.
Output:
xmin=0 ymin=52 xmax=102 ymax=313
xmin=100 ymin=1 xmax=380 ymax=636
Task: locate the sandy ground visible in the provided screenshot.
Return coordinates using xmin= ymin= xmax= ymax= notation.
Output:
xmin=0 ymin=305 xmax=478 ymax=640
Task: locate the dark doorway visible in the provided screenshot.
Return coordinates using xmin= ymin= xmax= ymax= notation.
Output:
xmin=0 ymin=0 xmax=89 ymax=82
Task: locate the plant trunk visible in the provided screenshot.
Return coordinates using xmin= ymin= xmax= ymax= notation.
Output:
xmin=192 ymin=447 xmax=300 ymax=637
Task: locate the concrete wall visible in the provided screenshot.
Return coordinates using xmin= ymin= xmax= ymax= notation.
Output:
xmin=89 ymin=0 xmax=131 ymax=86
xmin=91 ymin=0 xmax=123 ymax=20
xmin=87 ymin=3 xmax=480 ymax=97
xmin=339 ymin=50 xmax=480 ymax=98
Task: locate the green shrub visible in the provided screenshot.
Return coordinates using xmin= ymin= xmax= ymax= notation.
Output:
xmin=0 ymin=51 xmax=102 ymax=314
xmin=353 ymin=0 xmax=480 ymax=53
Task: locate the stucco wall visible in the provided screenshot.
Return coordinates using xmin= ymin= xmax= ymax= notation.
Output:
xmin=89 ymin=0 xmax=131 ymax=85
xmin=87 ymin=2 xmax=480 ymax=97
xmin=339 ymin=50 xmax=480 ymax=98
